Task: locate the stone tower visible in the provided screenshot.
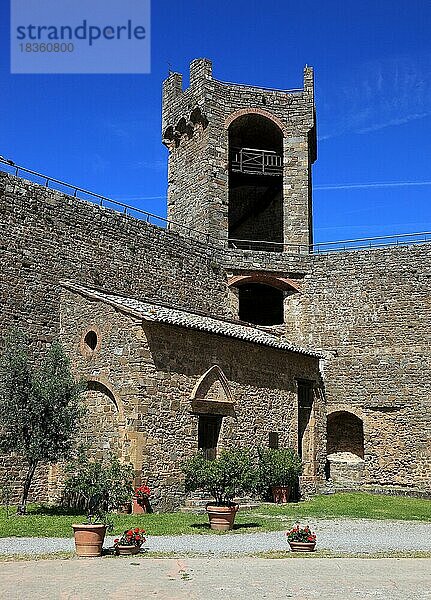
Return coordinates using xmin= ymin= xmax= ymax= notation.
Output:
xmin=162 ymin=58 xmax=317 ymax=251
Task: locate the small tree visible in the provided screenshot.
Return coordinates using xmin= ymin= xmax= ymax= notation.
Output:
xmin=0 ymin=331 xmax=84 ymax=514
xmin=62 ymin=449 xmax=134 ymax=523
xmin=183 ymin=448 xmax=258 ymax=505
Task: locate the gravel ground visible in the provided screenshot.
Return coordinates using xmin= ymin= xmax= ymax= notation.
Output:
xmin=1 ymin=518 xmax=431 ymax=556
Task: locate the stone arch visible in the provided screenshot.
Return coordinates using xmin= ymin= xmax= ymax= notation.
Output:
xmin=190 ymin=365 xmax=233 ymax=404
xmin=80 ymin=378 xmax=124 ymax=459
xmin=176 ymin=117 xmax=187 ymax=135
xmin=86 ymin=380 xmax=118 ymax=411
xmin=84 ymin=376 xmax=123 ymax=416
xmin=225 ymin=108 xmax=287 ymax=135
xmin=228 ymin=273 xmax=301 ymax=293
xmin=227 ymin=110 xmax=284 ymax=248
xmin=327 ymin=410 xmax=364 ymax=459
xmin=327 ymin=404 xmax=364 ymax=421
xmin=190 ymin=107 xmax=202 ymax=124
xmin=163 ymin=125 xmax=174 ymax=141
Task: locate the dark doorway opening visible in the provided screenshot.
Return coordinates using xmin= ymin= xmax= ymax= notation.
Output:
xmin=298 ymin=380 xmax=314 ymax=460
xmin=269 ymin=432 xmax=279 ymax=449
xmin=198 ymin=415 xmax=222 ymax=460
xmin=238 ymin=283 xmax=284 ymax=325
xmin=228 ymin=114 xmax=283 ymax=251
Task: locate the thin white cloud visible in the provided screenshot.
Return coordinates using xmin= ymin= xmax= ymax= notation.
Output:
xmin=318 ymin=55 xmax=431 ymax=140
xmin=357 ymin=111 xmax=431 ymax=134
xmin=315 ymin=180 xmax=431 ymax=191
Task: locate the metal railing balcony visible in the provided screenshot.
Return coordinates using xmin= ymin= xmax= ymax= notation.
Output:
xmin=2 ymin=157 xmax=431 ymax=256
xmin=230 ymin=147 xmax=283 ymax=176
xmin=0 ymin=156 xmax=211 ymax=244
xmin=228 ymin=231 xmax=431 ymax=254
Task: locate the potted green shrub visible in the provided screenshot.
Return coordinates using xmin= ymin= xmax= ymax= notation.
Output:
xmin=182 ymin=448 xmax=257 ymax=531
xmin=63 ymin=450 xmax=134 ymax=557
xmin=257 ymin=448 xmax=302 ymax=503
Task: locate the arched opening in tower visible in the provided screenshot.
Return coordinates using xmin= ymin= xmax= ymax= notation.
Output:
xmin=238 ymin=283 xmax=284 ymax=325
xmin=228 ymin=114 xmax=283 ymax=251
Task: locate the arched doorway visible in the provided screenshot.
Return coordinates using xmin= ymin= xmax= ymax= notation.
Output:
xmin=48 ymin=380 xmax=126 ymax=501
xmin=326 ymin=411 xmax=365 ymax=484
xmin=238 ymin=283 xmax=284 ymax=325
xmin=327 ymin=411 xmax=364 ymax=458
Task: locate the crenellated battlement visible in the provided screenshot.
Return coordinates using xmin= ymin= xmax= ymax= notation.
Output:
xmin=162 ymin=58 xmax=316 ymax=247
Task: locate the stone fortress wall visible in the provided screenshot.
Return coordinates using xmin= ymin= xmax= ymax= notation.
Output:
xmin=0 ymin=170 xmax=229 ymax=502
xmin=1 ymin=170 xmax=430 ymax=501
xmin=224 ymin=246 xmax=431 ymax=491
xmin=1 ymin=57 xmax=430 ymax=504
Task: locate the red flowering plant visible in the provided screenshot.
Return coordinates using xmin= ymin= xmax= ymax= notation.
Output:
xmin=286 ymin=524 xmax=317 ymax=543
xmin=135 ymin=485 xmax=151 ymax=501
xmin=113 ymin=528 xmax=147 ymax=548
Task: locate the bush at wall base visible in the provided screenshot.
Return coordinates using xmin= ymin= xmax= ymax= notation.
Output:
xmin=257 ymin=448 xmax=302 ymax=502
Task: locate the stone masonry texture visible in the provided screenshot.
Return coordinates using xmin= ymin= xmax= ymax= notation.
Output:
xmin=0 ymin=170 xmax=228 ymax=503
xmin=57 ymin=288 xmax=324 ymax=510
xmin=0 ymin=58 xmax=430 ymax=506
xmin=162 ymin=59 xmax=316 ymax=247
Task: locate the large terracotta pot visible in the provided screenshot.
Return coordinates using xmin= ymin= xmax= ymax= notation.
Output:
xmin=115 ymin=545 xmax=141 ymax=556
xmin=271 ymin=485 xmax=290 ymax=504
xmin=288 ymin=541 xmax=316 ymax=553
xmin=206 ymin=504 xmax=239 ymax=531
xmin=72 ymin=523 xmax=107 ymax=557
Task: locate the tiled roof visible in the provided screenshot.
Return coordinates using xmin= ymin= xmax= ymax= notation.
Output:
xmin=60 ymin=281 xmax=322 ymax=358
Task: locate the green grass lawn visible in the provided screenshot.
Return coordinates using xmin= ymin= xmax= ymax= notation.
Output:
xmin=0 ymin=493 xmax=430 ymax=538
xmin=251 ymin=492 xmax=431 ymax=522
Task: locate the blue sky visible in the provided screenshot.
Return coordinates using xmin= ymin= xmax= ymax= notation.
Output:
xmin=1 ymin=0 xmax=431 ymax=242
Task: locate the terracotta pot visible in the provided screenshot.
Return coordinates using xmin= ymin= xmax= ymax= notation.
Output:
xmin=206 ymin=504 xmax=239 ymax=531
xmin=271 ymin=485 xmax=290 ymax=504
xmin=115 ymin=544 xmax=141 ymax=556
xmin=132 ymin=498 xmax=149 ymax=514
xmin=72 ymin=523 xmax=107 ymax=557
xmin=288 ymin=541 xmax=316 ymax=553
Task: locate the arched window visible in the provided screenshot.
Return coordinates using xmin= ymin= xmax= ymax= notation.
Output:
xmin=228 ymin=113 xmax=284 ymax=251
